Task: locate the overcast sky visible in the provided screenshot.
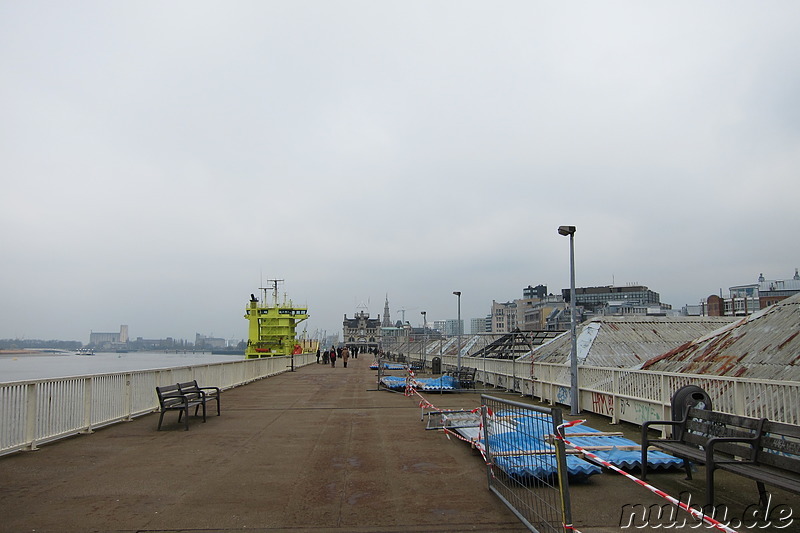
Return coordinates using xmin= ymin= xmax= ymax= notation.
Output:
xmin=2 ymin=2 xmax=799 ymax=343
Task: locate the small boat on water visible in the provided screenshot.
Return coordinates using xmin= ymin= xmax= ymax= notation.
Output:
xmin=76 ymin=348 xmax=95 ymax=356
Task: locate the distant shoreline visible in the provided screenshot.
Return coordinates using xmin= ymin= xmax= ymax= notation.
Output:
xmin=0 ymin=349 xmax=68 ymax=357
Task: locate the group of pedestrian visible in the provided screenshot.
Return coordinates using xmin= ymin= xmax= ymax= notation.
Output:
xmin=315 ymin=345 xmax=352 ymax=368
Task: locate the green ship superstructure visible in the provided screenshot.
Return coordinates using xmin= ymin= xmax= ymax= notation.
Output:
xmin=244 ymin=280 xmax=310 ymax=358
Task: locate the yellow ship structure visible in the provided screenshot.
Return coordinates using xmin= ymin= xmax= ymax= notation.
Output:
xmin=244 ymin=279 xmax=317 ymax=358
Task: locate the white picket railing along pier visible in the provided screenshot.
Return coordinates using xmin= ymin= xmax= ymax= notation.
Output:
xmin=436 ymin=355 xmax=800 ymax=427
xmin=0 ymin=354 xmax=314 ymax=457
xmin=2 ymin=353 xmax=799 ymax=457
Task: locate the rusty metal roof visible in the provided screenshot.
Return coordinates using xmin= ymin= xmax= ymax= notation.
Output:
xmin=641 ymin=293 xmax=800 ymax=381
xmin=520 ymin=316 xmax=737 ymax=368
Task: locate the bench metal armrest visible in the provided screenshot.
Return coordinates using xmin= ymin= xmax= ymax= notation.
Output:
xmin=160 ymin=393 xmax=190 ymax=407
xmin=705 ymin=435 xmax=760 ymax=466
xmin=642 ymin=419 xmax=683 ymax=432
xmin=706 ymin=417 xmax=765 ymax=465
xmin=642 ymin=419 xmax=684 ymax=445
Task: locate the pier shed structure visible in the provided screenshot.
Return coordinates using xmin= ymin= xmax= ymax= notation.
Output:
xmin=642 ymin=292 xmax=800 ymax=381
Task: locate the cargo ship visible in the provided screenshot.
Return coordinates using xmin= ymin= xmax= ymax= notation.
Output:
xmin=244 ymin=280 xmax=316 ymax=358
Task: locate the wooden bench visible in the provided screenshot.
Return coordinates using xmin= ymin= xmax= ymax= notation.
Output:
xmin=455 ymin=367 xmax=477 ymax=389
xmin=409 ymin=360 xmax=424 ymax=372
xmin=156 ymin=384 xmax=206 ymax=431
xmin=642 ymin=407 xmax=800 ymax=506
xmin=178 ymin=380 xmax=221 ymax=417
xmin=715 ymin=419 xmax=800 ymax=508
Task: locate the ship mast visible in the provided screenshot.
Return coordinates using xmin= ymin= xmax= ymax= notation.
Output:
xmin=260 ymin=279 xmax=284 ymax=306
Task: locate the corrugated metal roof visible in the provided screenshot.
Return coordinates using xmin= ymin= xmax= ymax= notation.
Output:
xmin=520 ymin=316 xmax=737 ymax=368
xmin=641 ymin=293 xmax=800 ymax=381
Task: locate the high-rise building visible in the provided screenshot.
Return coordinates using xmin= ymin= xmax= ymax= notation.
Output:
xmin=471 ymin=317 xmax=487 ymax=334
xmin=562 ymin=284 xmax=662 ymax=312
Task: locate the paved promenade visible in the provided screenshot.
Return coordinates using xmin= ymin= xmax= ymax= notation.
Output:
xmin=1 ymin=357 xmax=796 ymax=532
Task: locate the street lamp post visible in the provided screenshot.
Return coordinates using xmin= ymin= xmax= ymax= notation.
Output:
xmin=420 ymin=311 xmax=427 ymax=365
xmin=558 ymin=225 xmax=579 ymax=415
xmin=453 ymin=291 xmax=462 ymax=371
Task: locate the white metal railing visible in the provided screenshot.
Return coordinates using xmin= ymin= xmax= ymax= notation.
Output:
xmin=435 ymin=355 xmax=800 ymax=428
xmin=0 ymin=354 xmax=313 ymax=456
xmin=3 ymin=352 xmax=798 ymax=456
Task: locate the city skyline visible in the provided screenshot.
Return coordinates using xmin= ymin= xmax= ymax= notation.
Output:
xmin=5 ymin=269 xmax=796 ymax=344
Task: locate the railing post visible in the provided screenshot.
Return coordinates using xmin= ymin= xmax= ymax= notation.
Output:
xmin=611 ymin=369 xmax=620 ymax=425
xmin=25 ymin=383 xmax=38 ymax=451
xmin=82 ymin=377 xmax=94 ymax=434
xmin=733 ymin=379 xmax=745 ymax=417
xmin=124 ymin=374 xmax=133 ymax=420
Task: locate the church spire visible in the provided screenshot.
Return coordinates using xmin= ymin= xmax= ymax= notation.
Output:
xmin=382 ymin=294 xmax=391 ymax=327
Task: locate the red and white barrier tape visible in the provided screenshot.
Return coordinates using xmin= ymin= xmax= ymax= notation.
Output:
xmin=555 ymin=420 xmax=738 ymax=533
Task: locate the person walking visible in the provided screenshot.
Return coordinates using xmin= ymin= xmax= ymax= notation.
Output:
xmin=330 ymin=346 xmax=337 ymax=368
xmin=316 ymin=348 xmax=321 ymax=364
xmin=342 ymin=346 xmax=350 ymax=368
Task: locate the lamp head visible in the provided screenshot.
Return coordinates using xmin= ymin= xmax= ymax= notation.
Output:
xmin=453 ymin=291 xmax=461 ymax=297
xmin=558 ymin=225 xmax=576 ymax=236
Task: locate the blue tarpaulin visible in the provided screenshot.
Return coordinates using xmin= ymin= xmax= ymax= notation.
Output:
xmin=381 ymin=375 xmax=458 ymax=391
xmin=370 ymin=362 xmax=406 ymax=370
xmin=468 ymin=411 xmax=684 ymax=481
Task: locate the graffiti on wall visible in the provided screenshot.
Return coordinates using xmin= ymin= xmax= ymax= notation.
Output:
xmin=591 ymin=392 xmax=614 ymax=418
xmin=557 ymin=386 xmax=569 ymax=405
xmin=618 ymin=397 xmax=661 ymax=425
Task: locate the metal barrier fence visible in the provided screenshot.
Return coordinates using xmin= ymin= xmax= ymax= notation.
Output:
xmin=481 ymin=394 xmax=572 ymax=533
xmin=0 ymin=354 xmax=313 ymax=456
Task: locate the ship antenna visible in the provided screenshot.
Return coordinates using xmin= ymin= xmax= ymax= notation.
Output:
xmin=266 ymin=279 xmax=284 ymax=305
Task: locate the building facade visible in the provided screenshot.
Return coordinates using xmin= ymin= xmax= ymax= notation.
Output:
xmin=704 ymin=270 xmax=800 ymax=316
xmin=440 ymin=319 xmax=464 ymax=336
xmin=89 ymin=325 xmax=128 ymax=349
xmin=562 ymin=284 xmax=664 ymax=313
xmin=470 ymin=317 xmax=488 ymax=334
xmin=491 ymin=285 xmax=568 ymax=332
xmin=195 ymin=333 xmax=226 ymax=349
xmin=343 ymin=310 xmax=382 ymax=353
xmin=491 ymin=300 xmax=517 ymax=333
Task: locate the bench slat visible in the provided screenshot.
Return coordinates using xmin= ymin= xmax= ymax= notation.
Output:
xmin=721 ymin=462 xmax=800 ymax=492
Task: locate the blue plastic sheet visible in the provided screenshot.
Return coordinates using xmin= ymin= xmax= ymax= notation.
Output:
xmin=479 ymin=412 xmax=684 ymax=481
xmin=380 ymin=375 xmax=458 ymax=391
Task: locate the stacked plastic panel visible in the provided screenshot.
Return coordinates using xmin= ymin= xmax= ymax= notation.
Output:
xmin=380 ymin=375 xmax=458 ymax=391
xmin=481 ymin=413 xmax=602 ymax=482
xmin=370 ymin=362 xmax=407 ymax=370
xmin=556 ymin=424 xmax=684 ymax=471
xmin=464 ymin=411 xmax=684 ymax=482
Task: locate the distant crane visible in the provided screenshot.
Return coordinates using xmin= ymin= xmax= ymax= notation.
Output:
xmin=396 ymin=307 xmax=418 ymax=323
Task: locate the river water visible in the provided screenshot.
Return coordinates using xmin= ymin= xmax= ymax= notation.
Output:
xmin=0 ymin=351 xmax=245 ymax=383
